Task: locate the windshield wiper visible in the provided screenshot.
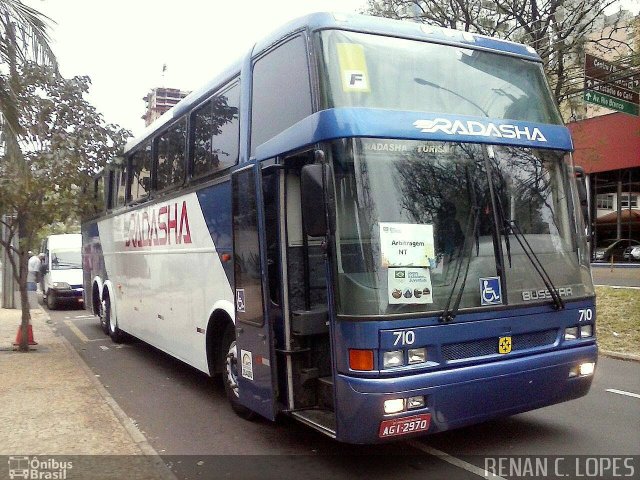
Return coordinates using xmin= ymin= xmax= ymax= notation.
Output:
xmin=440 ymin=206 xmax=480 ymax=323
xmin=495 ymin=197 xmax=564 ymax=311
xmin=508 ymin=220 xmax=564 ymax=310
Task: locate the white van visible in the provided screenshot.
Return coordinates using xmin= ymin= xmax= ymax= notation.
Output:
xmin=41 ymin=233 xmax=84 ymax=309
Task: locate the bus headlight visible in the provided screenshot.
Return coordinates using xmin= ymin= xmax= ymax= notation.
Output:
xmin=564 ymin=327 xmax=578 ymax=340
xmin=407 ymin=396 xmax=425 ymax=409
xmin=569 ymin=362 xmax=595 ymax=378
xmin=579 ymin=362 xmax=595 ymax=376
xmin=580 ymin=324 xmax=593 ymax=338
xmin=384 ymin=398 xmax=405 ymax=414
xmin=408 ymin=348 xmax=427 ymax=364
xmin=383 ymin=350 xmax=404 ymax=369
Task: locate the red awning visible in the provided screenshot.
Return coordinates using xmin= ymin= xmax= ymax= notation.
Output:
xmin=567 ymin=113 xmax=640 ymax=174
xmin=596 ymin=209 xmax=640 ymax=225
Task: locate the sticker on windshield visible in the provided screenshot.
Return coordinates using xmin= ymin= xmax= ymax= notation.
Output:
xmin=337 ymin=43 xmax=371 ymax=93
xmin=380 ymin=223 xmax=435 ymax=267
xmin=480 ymin=277 xmax=502 ymax=305
xmin=388 ymin=268 xmax=433 ymax=304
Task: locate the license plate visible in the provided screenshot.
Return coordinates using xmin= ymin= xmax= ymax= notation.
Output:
xmin=379 ymin=413 xmax=431 ymax=438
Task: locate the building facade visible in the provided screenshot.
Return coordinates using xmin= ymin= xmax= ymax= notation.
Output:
xmin=142 ymin=87 xmax=190 ymax=126
xmin=566 ymin=10 xmax=639 ymax=261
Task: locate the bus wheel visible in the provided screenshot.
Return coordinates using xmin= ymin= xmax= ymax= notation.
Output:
xmin=105 ymin=297 xmax=125 ymax=343
xmin=222 ymin=324 xmax=254 ymax=420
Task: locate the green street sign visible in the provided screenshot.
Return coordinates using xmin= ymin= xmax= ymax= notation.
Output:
xmin=584 ymin=89 xmax=639 ymax=116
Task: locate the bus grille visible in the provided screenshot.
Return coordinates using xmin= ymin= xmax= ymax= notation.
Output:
xmin=441 ymin=329 xmax=558 ymax=361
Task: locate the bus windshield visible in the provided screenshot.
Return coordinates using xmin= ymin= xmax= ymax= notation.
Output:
xmin=317 ymin=29 xmax=562 ymax=124
xmin=329 ymin=138 xmax=593 ymax=317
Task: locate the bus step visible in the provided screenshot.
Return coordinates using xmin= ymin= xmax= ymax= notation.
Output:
xmin=291 ymin=409 xmax=336 ymax=438
xmin=317 ymin=376 xmax=334 ymax=411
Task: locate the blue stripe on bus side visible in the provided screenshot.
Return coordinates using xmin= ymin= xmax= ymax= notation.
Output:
xmin=196 ymin=180 xmax=234 ymax=286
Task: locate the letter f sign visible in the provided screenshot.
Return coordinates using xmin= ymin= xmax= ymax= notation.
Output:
xmin=350 ymin=73 xmax=363 ymax=85
xmin=343 ymin=70 xmax=369 ymax=92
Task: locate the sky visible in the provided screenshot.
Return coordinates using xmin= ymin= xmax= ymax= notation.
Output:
xmin=25 ymin=0 xmax=638 ymax=137
xmin=25 ymin=0 xmax=368 ymax=136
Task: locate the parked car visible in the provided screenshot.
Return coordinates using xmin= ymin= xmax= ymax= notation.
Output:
xmin=630 ymin=245 xmax=640 ymax=261
xmin=41 ymin=233 xmax=84 ymax=309
xmin=594 ymin=238 xmax=640 ymax=262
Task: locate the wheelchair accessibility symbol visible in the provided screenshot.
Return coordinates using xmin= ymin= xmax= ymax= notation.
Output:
xmin=236 ymin=289 xmax=246 ymax=313
xmin=479 ymin=277 xmax=502 ymax=305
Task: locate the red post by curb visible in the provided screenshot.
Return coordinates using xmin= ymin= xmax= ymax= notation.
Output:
xmin=13 ymin=324 xmax=38 ymax=346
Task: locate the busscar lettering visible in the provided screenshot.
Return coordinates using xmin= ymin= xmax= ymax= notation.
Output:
xmin=125 ymin=200 xmax=192 ymax=248
xmin=522 ymin=287 xmax=572 ymax=301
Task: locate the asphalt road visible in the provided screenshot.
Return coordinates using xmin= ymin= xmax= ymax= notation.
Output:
xmin=48 ymin=305 xmax=640 ymax=480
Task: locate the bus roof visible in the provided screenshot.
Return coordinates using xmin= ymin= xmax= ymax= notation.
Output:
xmin=253 ymin=12 xmax=540 ymax=62
xmin=124 ymin=12 xmax=541 ymax=154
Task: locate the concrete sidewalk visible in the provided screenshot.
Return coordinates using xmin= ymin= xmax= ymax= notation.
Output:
xmin=0 ymin=306 xmax=175 ymax=479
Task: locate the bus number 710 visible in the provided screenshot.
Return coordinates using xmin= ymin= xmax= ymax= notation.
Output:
xmin=393 ymin=330 xmax=415 ymax=346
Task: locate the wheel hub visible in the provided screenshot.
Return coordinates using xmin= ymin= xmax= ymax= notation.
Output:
xmin=225 ymin=341 xmax=240 ymax=398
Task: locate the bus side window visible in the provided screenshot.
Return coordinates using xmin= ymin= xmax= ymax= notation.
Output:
xmin=128 ymin=142 xmax=152 ymax=202
xmin=94 ymin=175 xmax=105 ymax=213
xmin=250 ymin=35 xmax=312 ymax=156
xmin=191 ymin=82 xmax=240 ymax=178
xmin=114 ymin=164 xmax=126 ymax=208
xmin=156 ymin=118 xmax=187 ymax=191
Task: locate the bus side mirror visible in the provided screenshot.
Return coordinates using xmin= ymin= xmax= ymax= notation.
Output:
xmin=301 ymin=163 xmax=327 ymax=237
xmin=574 ymin=166 xmax=589 ymax=231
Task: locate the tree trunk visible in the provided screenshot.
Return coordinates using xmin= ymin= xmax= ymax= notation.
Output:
xmin=17 ymin=252 xmax=31 ymax=352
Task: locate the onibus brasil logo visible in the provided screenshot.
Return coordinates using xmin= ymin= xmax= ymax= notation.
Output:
xmin=8 ymin=456 xmax=72 ymax=479
xmin=414 ymin=118 xmax=547 ymax=142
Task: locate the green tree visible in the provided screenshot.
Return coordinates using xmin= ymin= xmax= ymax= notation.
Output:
xmin=0 ymin=0 xmax=57 ymax=136
xmin=0 ymin=63 xmax=131 ymax=351
xmin=365 ymin=0 xmax=638 ymax=116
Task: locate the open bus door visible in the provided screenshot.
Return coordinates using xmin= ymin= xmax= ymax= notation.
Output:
xmin=231 ymin=163 xmax=278 ymax=420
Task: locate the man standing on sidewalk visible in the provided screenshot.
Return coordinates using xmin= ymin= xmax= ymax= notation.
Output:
xmin=27 ymin=251 xmax=41 ymax=307
xmin=27 ymin=251 xmax=40 ymax=290
xmin=38 ymin=253 xmax=46 ymax=294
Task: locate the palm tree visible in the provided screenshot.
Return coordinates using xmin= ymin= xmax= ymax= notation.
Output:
xmin=0 ymin=0 xmax=56 ymax=351
xmin=0 ymin=0 xmax=57 ymax=136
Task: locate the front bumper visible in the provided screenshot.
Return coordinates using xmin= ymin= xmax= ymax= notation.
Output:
xmin=50 ymin=288 xmax=84 ymax=302
xmin=333 ymin=344 xmax=597 ymax=444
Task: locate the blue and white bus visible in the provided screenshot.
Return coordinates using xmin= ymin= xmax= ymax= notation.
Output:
xmin=82 ymin=12 xmax=597 ymax=444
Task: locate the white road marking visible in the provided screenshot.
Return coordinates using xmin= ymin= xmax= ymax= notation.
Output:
xmin=594 ymin=285 xmax=640 ymax=290
xmin=99 ymin=345 xmax=109 ymax=351
xmin=74 ymin=315 xmax=95 ymax=319
xmin=407 ymin=440 xmax=506 ymax=480
xmin=606 ymin=388 xmax=640 ymax=399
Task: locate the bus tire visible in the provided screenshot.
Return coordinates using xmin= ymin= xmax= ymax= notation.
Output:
xmin=222 ymin=324 xmax=255 ymax=420
xmin=105 ymin=296 xmax=125 ymax=343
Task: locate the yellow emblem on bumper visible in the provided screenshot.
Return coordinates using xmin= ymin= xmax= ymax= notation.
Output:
xmin=498 ymin=336 xmax=512 ymax=354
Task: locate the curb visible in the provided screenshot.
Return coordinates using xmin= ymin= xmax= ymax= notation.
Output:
xmin=594 ymin=284 xmax=640 ymax=290
xmin=39 ymin=306 xmax=178 ymax=480
xmin=600 ymin=349 xmax=640 ymax=363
